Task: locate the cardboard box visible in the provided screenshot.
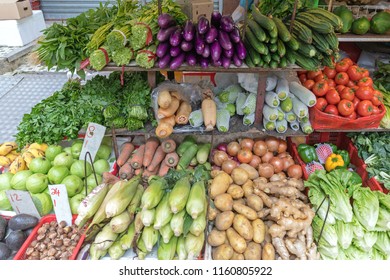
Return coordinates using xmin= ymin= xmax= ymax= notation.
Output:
xmin=0 ymin=0 xmax=32 ymax=20
xmin=177 ymin=0 xmax=213 ymax=21
xmin=223 ymin=0 xmax=240 ymax=16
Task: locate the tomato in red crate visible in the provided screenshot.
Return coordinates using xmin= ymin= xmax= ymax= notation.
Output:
xmin=299 ymin=74 xmax=307 ymax=83
xmin=346 ymin=80 xmax=356 ymax=87
xmin=324 ymin=104 xmax=339 ymax=115
xmin=323 ymin=66 xmax=336 ymax=79
xmin=355 ymin=86 xmax=373 ymax=100
xmin=338 ymin=99 xmax=355 ymax=116
xmin=303 ymin=79 xmax=315 ymax=90
xmin=307 ymin=70 xmax=322 ymax=80
xmin=335 ymin=72 xmax=349 ymax=85
xmin=336 ymin=85 xmax=346 ymax=93
xmin=327 ymin=79 xmax=336 ymax=88
xmin=315 ymin=97 xmax=328 ymax=112
xmin=357 ymin=100 xmax=374 ymax=117
xmin=345 ymin=111 xmax=357 ymax=120
xmin=340 ymin=87 xmax=355 ymax=101
xmin=372 ymin=105 xmax=381 ymax=115
xmin=315 ymin=73 xmax=328 ymax=83
xmin=325 ymin=88 xmax=340 ymax=105
xmin=357 ymin=77 xmax=373 ymax=87
xmin=371 ymin=95 xmax=382 ymax=106
xmin=335 ymin=60 xmax=349 ymax=72
xmin=312 ymin=81 xmax=329 ymax=97
xmin=341 ymin=57 xmax=354 ymax=67
xmin=347 ymin=65 xmax=363 ymax=81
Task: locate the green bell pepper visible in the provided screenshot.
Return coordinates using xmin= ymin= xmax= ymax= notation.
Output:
xmin=337 ymin=150 xmax=350 ymax=168
xmin=329 ymin=143 xmax=338 ymax=153
xmin=298 ymin=144 xmax=318 ymax=163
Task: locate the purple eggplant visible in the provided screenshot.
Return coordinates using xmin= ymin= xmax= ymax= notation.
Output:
xmin=186 ymin=53 xmax=197 ymax=66
xmin=170 ymin=52 xmax=186 ymax=70
xmin=223 ymin=48 xmax=234 ymax=58
xmin=211 ymin=58 xmax=222 ymax=67
xmin=170 ymin=46 xmax=181 ymax=57
xmin=195 ymin=32 xmax=205 ymax=55
xmin=205 ymin=26 xmax=218 ymax=44
xmin=183 ymin=20 xmax=195 ymax=42
xmin=158 ymin=14 xmax=176 ymax=29
xmin=197 ymin=16 xmax=210 ymax=35
xmin=218 ymin=30 xmax=232 ymax=50
xmin=232 ymin=54 xmax=243 ymax=67
xmin=235 ymin=40 xmax=247 ymax=60
xmin=157 ymin=26 xmax=178 ymax=42
xmin=181 ymin=40 xmax=193 ymax=52
xmin=158 ymin=53 xmax=171 ymax=68
xmin=211 ymin=11 xmax=222 ymax=27
xmin=229 ymin=27 xmax=241 ymax=43
xmin=169 ymin=28 xmax=183 ymax=47
xmin=221 ymin=56 xmax=231 ymax=69
xmin=202 ymin=44 xmax=210 ymax=58
xmin=210 ymin=41 xmax=222 ymax=62
xmin=156 ymin=42 xmax=170 ymax=58
xmin=220 ymin=15 xmax=234 ymax=33
xmin=199 ymin=57 xmax=209 ymax=68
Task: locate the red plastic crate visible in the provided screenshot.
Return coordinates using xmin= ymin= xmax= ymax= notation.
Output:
xmin=14 ymin=214 xmax=85 ymax=260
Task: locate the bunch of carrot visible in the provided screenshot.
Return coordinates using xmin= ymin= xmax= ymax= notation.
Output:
xmin=116 ymin=137 xmax=179 ymax=181
xmin=155 ymin=90 xmax=192 ymax=139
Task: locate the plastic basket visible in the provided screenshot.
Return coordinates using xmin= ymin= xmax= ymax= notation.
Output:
xmin=366 ymin=177 xmax=389 ymax=194
xmin=14 ymin=214 xmax=85 ymax=260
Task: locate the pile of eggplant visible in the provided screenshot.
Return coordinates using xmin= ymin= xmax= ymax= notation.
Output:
xmin=157 ymin=12 xmax=247 ymax=70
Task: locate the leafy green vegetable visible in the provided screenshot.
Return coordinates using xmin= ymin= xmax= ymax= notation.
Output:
xmin=312 ymin=216 xmax=338 ymax=247
xmin=344 ymin=244 xmax=370 ymax=260
xmin=373 ymin=232 xmax=390 ymax=256
xmin=352 ymin=186 xmax=379 ymax=231
xmin=334 ymin=220 xmax=353 ymax=250
xmin=374 ymin=206 xmax=390 ymax=231
xmin=112 ymin=47 xmax=134 ymax=66
xmin=257 ymin=0 xmax=316 ymax=19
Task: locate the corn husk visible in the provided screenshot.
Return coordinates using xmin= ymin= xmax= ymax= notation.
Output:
xmin=136 ymin=235 xmax=148 ymax=260
xmin=189 ymin=206 xmax=206 ymax=237
xmin=141 ymin=208 xmax=156 ymax=227
xmin=89 ymin=243 xmax=107 ymax=260
xmin=105 ymin=175 xmax=141 ymax=218
xmin=94 ymin=223 xmax=119 ymax=251
xmin=153 ymin=192 xmax=173 ymax=230
xmin=141 ymin=176 xmax=166 ymax=210
xmin=170 ymin=209 xmax=186 ymax=237
xmin=185 ymin=232 xmax=205 ymax=260
xmin=141 ymin=226 xmax=159 ymax=252
xmin=127 ymin=184 xmax=144 ymax=220
xmin=134 ymin=211 xmax=144 ymax=234
xmin=176 ymin=235 xmax=187 ymax=260
xmin=169 ymin=177 xmax=191 ymax=214
xmin=158 ymin=236 xmax=178 ymax=260
xmin=120 ymin=222 xmax=136 ymax=250
xmin=108 ymin=240 xmax=125 ymax=260
xmin=159 ymin=222 xmax=174 ymax=244
xmin=186 ymin=180 xmax=206 ymax=219
xmin=75 ymin=183 xmax=109 ymax=228
xmin=110 ymin=211 xmax=132 ymax=234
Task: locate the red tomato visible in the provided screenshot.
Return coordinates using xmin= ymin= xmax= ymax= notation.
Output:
xmin=357 ymin=77 xmax=373 ymax=88
xmin=345 ymin=111 xmax=357 ymax=120
xmin=346 ymin=80 xmax=356 ymax=87
xmin=335 ymin=61 xmax=349 ymax=72
xmin=347 ymin=65 xmax=363 ymax=81
xmin=338 ymin=99 xmax=355 ymax=116
xmin=373 ymin=89 xmax=383 ymax=99
xmin=326 ymin=89 xmax=341 ymax=105
xmin=340 ymin=87 xmax=355 ymax=101
xmin=312 ymin=81 xmax=329 ymax=97
xmin=314 ymin=74 xmax=328 ymax=83
xmin=361 ymin=68 xmax=370 ymax=78
xmin=371 ymin=95 xmax=382 ymax=106
xmin=297 ymin=70 xmax=308 ymax=75
xmin=355 ymin=86 xmax=373 ymax=100
xmin=324 ymin=104 xmax=339 ymax=116
xmin=372 ymin=106 xmax=381 ymax=115
xmin=335 ymin=72 xmax=349 ymax=85
xmin=299 ymin=74 xmax=307 ymax=83
xmin=315 ymin=97 xmax=328 ymax=112
xmin=352 ymin=97 xmax=360 ymax=109
xmin=327 ymin=79 xmax=336 ymax=88
xmin=336 ymin=85 xmax=346 ymax=93
xmin=342 ymin=58 xmax=354 ymax=67
xmin=303 ymin=79 xmax=315 ymax=90
xmin=307 ymin=70 xmax=322 ymax=80
xmin=357 ymin=100 xmax=374 ymax=117
xmin=323 ymin=66 xmax=337 ymax=79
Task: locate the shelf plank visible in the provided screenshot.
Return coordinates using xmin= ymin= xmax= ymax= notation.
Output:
xmin=337 ymin=33 xmax=390 ymax=42
xmin=316 ymin=127 xmax=390 ymax=133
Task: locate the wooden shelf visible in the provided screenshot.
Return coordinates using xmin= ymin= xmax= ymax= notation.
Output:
xmin=316 ymin=127 xmax=390 ymax=133
xmin=337 ymin=33 xmax=390 ymax=42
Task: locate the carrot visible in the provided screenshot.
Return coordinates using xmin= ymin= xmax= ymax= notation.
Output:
xmin=201 ymin=98 xmax=217 ymax=131
xmin=142 ymin=137 xmax=160 ymax=167
xmin=160 ymin=115 xmax=176 ymax=127
xmin=158 ymin=160 xmax=170 ymax=177
xmin=142 ymin=164 xmax=159 ymax=181
xmin=117 ymin=142 xmax=135 ymax=167
xmin=119 ymin=162 xmax=134 ymax=180
xmin=157 ymin=97 xmax=180 ymax=119
xmin=146 ymin=146 xmax=166 ymax=172
xmin=158 ymin=90 xmax=172 ymax=109
xmin=164 ymin=152 xmax=179 ymax=167
xmin=161 ymin=139 xmax=176 ymax=153
xmin=155 ymin=122 xmax=173 ymax=139
xmin=175 ymin=101 xmax=192 ymax=125
xmin=102 ymin=172 xmax=120 ymax=185
xmin=129 ymin=144 xmax=145 ymax=169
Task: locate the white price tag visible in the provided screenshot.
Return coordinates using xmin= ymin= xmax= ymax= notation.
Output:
xmin=48 ymin=184 xmax=72 ymax=226
xmin=79 ymin=122 xmax=106 ymax=163
xmin=5 ymin=190 xmax=40 ymax=219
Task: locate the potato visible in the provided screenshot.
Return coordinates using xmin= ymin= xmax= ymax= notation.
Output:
xmin=215 ymin=211 xmax=235 ymax=231
xmin=212 ymin=244 xmax=234 ymax=260
xmin=231 ymin=168 xmax=249 ymax=185
xmin=244 ymin=242 xmax=262 ymax=260
xmin=231 ymin=251 xmax=245 ymax=260
xmin=227 ymin=184 xmax=244 ymax=199
xmin=226 ymin=228 xmax=247 ymax=254
xmin=246 ymin=194 xmax=263 ymax=211
xmin=214 ymin=193 xmax=233 ymax=211
xmin=207 ymin=229 xmax=226 ymax=247
xmin=234 ymin=198 xmax=246 ymax=205
xmin=242 ymin=180 xmax=254 ymax=197
xmin=232 ymin=203 xmax=258 ymax=220
xmin=207 ymin=203 xmax=220 ymax=221
xmin=209 ymin=172 xmax=233 ymax=199
xmin=210 ymin=170 xmax=224 ymax=178
xmin=262 ymin=242 xmax=276 ymax=260
xmin=233 ymin=214 xmax=253 ymax=241
xmin=252 ymin=219 xmax=266 ymax=244
xmin=239 ymin=164 xmax=259 ymax=180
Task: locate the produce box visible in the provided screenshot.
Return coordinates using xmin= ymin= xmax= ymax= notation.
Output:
xmin=14 ymin=214 xmax=85 ymax=260
xmin=0 ymin=0 xmax=32 ymax=20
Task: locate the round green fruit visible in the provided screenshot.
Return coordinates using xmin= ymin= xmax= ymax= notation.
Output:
xmin=351 ymin=17 xmax=370 ymax=35
xmin=29 ymin=157 xmax=52 ymax=174
xmin=0 ymin=190 xmax=12 ymax=210
xmin=45 ymin=144 xmax=63 ymax=161
xmin=71 ymin=141 xmax=83 ymax=159
xmin=53 ymin=152 xmax=74 ymax=169
xmin=61 ymin=175 xmax=83 ymax=197
xmin=31 ymin=192 xmax=53 ymax=216
xmin=93 ymin=159 xmax=110 ymax=175
xmin=69 ymin=193 xmax=85 ymax=214
xmin=70 ymin=160 xmax=92 ymax=179
xmin=47 ymin=166 xmax=70 ymax=184
xmin=96 ymin=145 xmax=111 ymax=160
xmin=26 ymin=173 xmax=48 ymax=194
xmin=10 ymin=170 xmax=33 ymax=190
xmin=0 ymin=172 xmax=13 ymax=191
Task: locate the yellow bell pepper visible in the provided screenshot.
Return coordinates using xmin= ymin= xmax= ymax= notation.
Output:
xmin=325 ymin=153 xmax=344 ymax=172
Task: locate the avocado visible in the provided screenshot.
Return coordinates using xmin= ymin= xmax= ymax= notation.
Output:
xmin=5 ymin=230 xmax=26 ymax=251
xmin=0 ymin=242 xmax=12 ymax=260
xmin=24 ymin=227 xmax=34 ymax=237
xmin=8 ymin=214 xmax=39 ymax=231
xmin=0 ymin=216 xmax=7 ymax=241
xmin=371 ymin=11 xmax=390 ymax=34
xmin=333 ymin=6 xmax=353 ymax=34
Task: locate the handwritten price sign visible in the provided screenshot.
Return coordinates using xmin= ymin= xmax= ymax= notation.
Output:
xmin=79 ymin=122 xmax=106 ymax=163
xmin=5 ymin=190 xmax=40 ymax=218
xmin=48 ymin=184 xmax=72 ymax=225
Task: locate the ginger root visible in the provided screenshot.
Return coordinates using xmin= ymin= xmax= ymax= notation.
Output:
xmin=254 ymin=179 xmax=307 ymax=201
xmin=270 ymin=197 xmax=308 ymax=220
xmin=272 ymin=237 xmax=290 ymax=260
xmin=285 ymin=239 xmax=307 ymax=260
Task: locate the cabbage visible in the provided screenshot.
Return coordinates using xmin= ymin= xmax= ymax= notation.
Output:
xmin=352 ymin=187 xmax=379 ymax=231
xmin=334 ymin=220 xmax=353 ymax=249
xmin=344 ymin=244 xmax=370 ymax=260
xmin=373 ymin=232 xmax=390 ymax=256
xmin=351 ymin=217 xmax=365 ymax=240
xmin=375 ymin=191 xmax=390 ymax=210
xmin=353 ymin=232 xmax=377 ymax=252
xmin=369 ymin=248 xmax=386 ymax=260
xmin=312 ymin=216 xmax=338 ymax=247
xmin=318 ymin=239 xmax=338 ymax=260
xmin=308 ymin=185 xmax=336 ymax=225
xmin=374 ymin=206 xmax=390 ymax=231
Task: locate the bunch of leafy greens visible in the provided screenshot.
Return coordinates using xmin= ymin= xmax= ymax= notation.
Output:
xmin=374 ymin=61 xmax=390 ymax=91
xmin=374 ymin=83 xmax=390 ymax=128
xmin=348 ymin=132 xmax=390 ymax=190
xmin=257 ymin=0 xmax=317 ymax=19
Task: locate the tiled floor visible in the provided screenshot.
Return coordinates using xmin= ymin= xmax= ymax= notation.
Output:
xmin=0 ymin=46 xmax=18 ymax=58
